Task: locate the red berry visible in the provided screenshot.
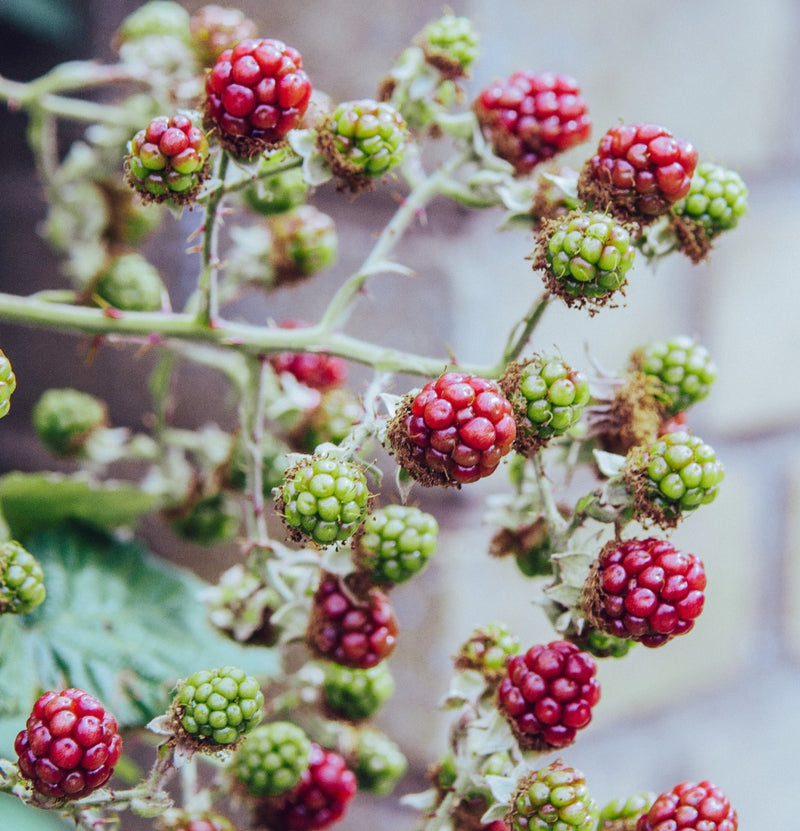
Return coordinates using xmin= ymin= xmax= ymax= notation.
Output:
xmin=388 ymin=371 xmax=516 ymax=487
xmin=14 ymin=688 xmax=122 ymax=801
xmin=637 ymin=781 xmax=737 ymax=831
xmin=269 ymin=320 xmax=347 ymax=391
xmin=497 ymin=640 xmax=600 ymax=750
xmin=585 ymin=538 xmax=706 ymax=647
xmin=474 ymin=71 xmax=591 ymax=174
xmin=204 ymin=38 xmax=312 ymax=156
xmin=255 ymin=743 xmax=357 ymax=831
xmin=307 ymin=573 xmax=399 ymax=669
xmin=579 ymin=122 xmax=698 ymax=218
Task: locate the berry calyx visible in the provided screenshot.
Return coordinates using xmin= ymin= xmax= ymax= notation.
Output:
xmin=507 ymin=760 xmax=599 ymax=831
xmin=415 ymin=13 xmax=480 ymax=78
xmin=253 ymin=743 xmax=357 ymax=831
xmin=353 ymin=504 xmax=439 ymax=585
xmin=269 ymin=320 xmax=348 ymax=391
xmin=278 ymin=452 xmax=370 ymax=546
xmin=306 ymin=572 xmax=399 ymax=669
xmin=497 ymin=640 xmax=600 ymax=751
xmin=387 ymin=371 xmax=517 ymax=487
xmin=500 ymin=355 xmax=590 ymax=452
xmin=0 ymin=540 xmax=46 ymax=615
xmin=234 ymin=721 xmax=312 ymax=796
xmin=14 ymin=688 xmax=123 ymax=801
xmin=624 ymin=430 xmax=724 ymax=527
xmin=578 ymin=122 xmax=698 ymax=219
xmin=631 ymin=335 xmax=717 ymax=417
xmin=322 ymin=661 xmax=396 ymax=721
xmin=474 ymin=71 xmax=591 ymax=174
xmin=532 ymin=209 xmax=636 ymax=311
xmin=0 ymin=348 xmax=17 ymax=418
xmin=93 ymin=252 xmax=166 ymax=311
xmin=32 ymin=388 xmax=108 ymax=457
xmin=317 ymin=98 xmax=410 ymax=192
xmin=172 ymin=665 xmax=264 ymax=747
xmin=204 ymin=38 xmax=312 ymax=157
xmin=637 ymin=781 xmax=737 ymax=831
xmin=583 ymin=537 xmax=706 ymax=647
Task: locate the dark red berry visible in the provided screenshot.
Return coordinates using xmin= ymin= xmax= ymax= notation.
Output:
xmin=14 ymin=688 xmax=123 ymax=801
xmin=474 ymin=71 xmax=591 ymax=174
xmin=307 ymin=573 xmax=399 ymax=669
xmin=254 ymin=743 xmax=357 ymax=831
xmin=269 ymin=320 xmax=347 ymax=391
xmin=387 ymin=371 xmax=516 ymax=487
xmin=637 ymin=780 xmax=737 ymax=831
xmin=497 ymin=640 xmax=600 ymax=751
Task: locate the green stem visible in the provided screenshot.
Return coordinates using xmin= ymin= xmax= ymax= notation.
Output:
xmin=499 ymin=292 xmax=551 ymax=367
xmin=532 ymin=454 xmax=569 ymax=548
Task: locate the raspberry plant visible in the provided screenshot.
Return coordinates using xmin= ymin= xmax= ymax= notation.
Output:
xmin=0 ymin=4 xmax=746 ymax=831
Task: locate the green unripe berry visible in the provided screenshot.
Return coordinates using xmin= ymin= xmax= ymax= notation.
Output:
xmin=322 ymin=662 xmax=395 ymax=720
xmin=32 ymin=388 xmax=107 ymax=456
xmin=0 ymin=349 xmax=17 ymax=419
xmin=416 ymin=13 xmax=480 ymax=76
xmin=673 ymin=161 xmax=748 ymax=235
xmin=94 ymin=252 xmax=165 ymax=311
xmin=455 ymin=621 xmax=520 ymax=680
xmin=509 ymin=761 xmax=598 ymax=831
xmin=598 ymin=791 xmax=655 ymax=827
xmin=352 ymin=727 xmax=407 ymax=796
xmin=243 ymin=165 xmax=308 ymax=216
xmin=174 ymin=666 xmax=264 ymax=746
xmin=171 ymin=493 xmax=241 ymax=547
xmin=234 ymin=721 xmax=312 ymax=796
xmin=0 ymin=541 xmax=46 ymax=615
xmin=268 ymin=205 xmax=338 ymax=284
xmin=114 ymin=1 xmax=192 ymax=47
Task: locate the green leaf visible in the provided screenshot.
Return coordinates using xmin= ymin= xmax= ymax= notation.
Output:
xmin=0 ymin=472 xmax=160 ymax=539
xmin=0 ymin=524 xmax=280 ymax=756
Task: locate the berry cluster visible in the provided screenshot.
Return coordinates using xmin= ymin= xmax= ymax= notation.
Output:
xmin=673 ymin=161 xmax=748 ymax=237
xmin=94 ymin=252 xmax=165 ymax=312
xmin=637 ymin=780 xmax=737 ymax=831
xmin=269 ymin=320 xmax=348 ymax=390
xmin=32 ymin=388 xmax=107 ymax=457
xmin=322 ymin=661 xmax=396 ymax=720
xmin=234 ymin=721 xmax=312 ymax=796
xmin=0 ymin=540 xmax=46 ymax=615
xmin=416 ymin=13 xmax=480 ymax=77
xmin=0 ymin=348 xmax=16 ymax=418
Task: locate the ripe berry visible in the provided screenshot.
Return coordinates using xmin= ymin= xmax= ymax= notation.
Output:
xmin=497 ymin=640 xmax=600 ymax=750
xmin=204 ymin=38 xmax=312 ymax=157
xmin=625 ymin=430 xmax=724 ymax=527
xmin=0 ymin=540 xmax=46 ymax=615
xmin=0 ymin=348 xmax=17 ymax=418
xmin=584 ymin=538 xmax=706 ymax=648
xmin=32 ymin=388 xmax=108 ymax=457
xmin=533 ymin=210 xmax=636 ymax=310
xmin=474 ymin=71 xmax=591 ymax=174
xmin=278 ymin=453 xmax=370 ymax=546
xmin=500 ymin=355 xmax=591 ymax=452
xmin=270 ymin=320 xmax=348 ymax=391
xmin=415 ymin=13 xmax=480 ymax=77
xmin=351 ymin=726 xmax=407 ymax=795
xmin=322 ymin=661 xmax=396 ymax=720
xmin=93 ymin=252 xmax=165 ymax=311
xmin=14 ymin=688 xmax=123 ymax=800
xmin=631 ymin=335 xmax=717 ymax=416
xmin=507 ymin=760 xmax=599 ymax=831
xmin=268 ymin=204 xmax=338 ymax=285
xmin=254 ymin=743 xmax=357 ymax=831
xmin=672 ymin=161 xmax=748 ymax=236
xmin=387 ymin=371 xmax=517 ymax=487
xmin=189 ymin=4 xmax=258 ymax=65
xmin=317 ymin=98 xmax=410 ymax=190
xmin=637 ymin=781 xmax=737 ymax=831
xmin=126 ymin=113 xmax=210 ymax=204
xmin=354 ymin=504 xmax=439 ymax=585
xmin=307 ymin=572 xmax=399 ymax=669
xmin=173 ymin=665 xmax=264 ymax=746
xmin=234 ymin=721 xmax=312 ymax=796
xmin=579 ymin=123 xmax=698 ymax=219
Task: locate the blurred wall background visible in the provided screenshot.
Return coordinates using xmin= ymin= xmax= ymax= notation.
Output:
xmin=1 ymin=0 xmax=799 ymax=828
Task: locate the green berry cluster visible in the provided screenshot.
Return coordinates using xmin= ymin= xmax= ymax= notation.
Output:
xmin=32 ymin=388 xmax=107 ymax=456
xmin=502 ymin=356 xmax=590 ymax=451
xmin=94 ymin=252 xmax=165 ymax=312
xmin=352 ymin=727 xmax=408 ymax=796
xmin=455 ymin=621 xmax=520 ymax=681
xmin=355 ymin=504 xmax=438 ymax=584
xmin=598 ymin=791 xmax=655 ymax=829
xmin=279 ymin=454 xmax=370 ymax=546
xmin=0 ymin=541 xmax=46 ymax=615
xmin=171 ymin=493 xmax=241 ymax=547
xmin=634 ymin=335 xmax=717 ymax=416
xmin=234 ymin=721 xmax=312 ymax=796
xmin=673 ymin=161 xmax=748 ymax=236
xmin=416 ymin=13 xmax=480 ymax=76
xmin=538 ymin=210 xmax=635 ymax=308
xmin=322 ymin=662 xmax=396 ymax=721
xmin=243 ymin=165 xmax=308 ymax=216
xmin=174 ymin=666 xmax=264 ymax=746
xmin=0 ymin=349 xmax=16 ymax=418
xmin=268 ymin=204 xmax=338 ymax=284
xmin=508 ymin=761 xmax=599 ymax=831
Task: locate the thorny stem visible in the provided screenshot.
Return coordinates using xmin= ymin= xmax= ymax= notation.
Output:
xmin=245 ymin=357 xmax=274 ymax=545
xmin=532 ymin=453 xmax=569 ymax=549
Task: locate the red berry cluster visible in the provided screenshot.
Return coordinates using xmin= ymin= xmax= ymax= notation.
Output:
xmin=390 ymin=371 xmax=516 ymax=486
xmin=585 ymin=537 xmax=706 ymax=648
xmin=255 ymin=743 xmax=357 ymax=831
xmin=204 ymin=38 xmax=312 ymax=155
xmin=307 ymin=573 xmax=399 ymax=669
xmin=474 ymin=71 xmax=591 ymax=174
xmin=580 ymin=122 xmax=697 ymax=217
xmin=269 ymin=320 xmax=348 ymax=391
xmin=14 ymin=688 xmax=123 ymax=800
xmin=497 ymin=640 xmax=600 ymax=750
xmin=637 ymin=780 xmax=738 ymax=831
